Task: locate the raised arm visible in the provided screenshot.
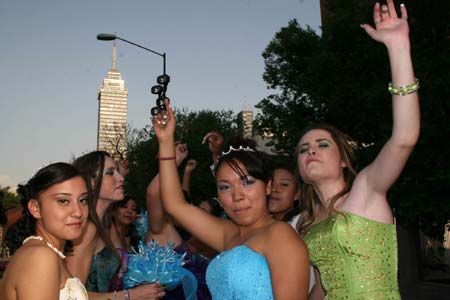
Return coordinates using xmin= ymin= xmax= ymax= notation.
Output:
xmin=202 ymin=131 xmax=224 ymax=170
xmin=146 ymin=174 xmax=167 ymax=235
xmin=153 ymin=101 xmax=235 ymax=251
xmin=182 ymin=159 xmax=197 ymax=194
xmin=359 ymin=1 xmax=419 ymax=196
xmin=145 ymin=143 xmax=188 ymax=238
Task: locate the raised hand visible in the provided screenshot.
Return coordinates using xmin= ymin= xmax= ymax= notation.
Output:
xmin=185 ymin=159 xmax=197 ymax=173
xmin=175 ymin=141 xmax=188 ymax=166
xmin=117 ymin=159 xmax=130 ymax=178
xmin=202 ymin=131 xmax=224 ymax=156
xmin=152 ymin=99 xmax=175 ymax=143
xmin=361 ymin=1 xmax=409 ymax=47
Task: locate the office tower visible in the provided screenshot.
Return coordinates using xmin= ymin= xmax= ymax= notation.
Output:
xmin=97 ymin=43 xmax=128 ymax=159
xmin=237 ymin=110 xmax=254 ymax=139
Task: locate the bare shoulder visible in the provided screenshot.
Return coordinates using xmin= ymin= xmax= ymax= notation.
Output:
xmin=70 ymin=221 xmax=99 ymax=255
xmin=19 ymin=243 xmax=61 ymax=265
xmin=4 ymin=244 xmax=61 ymax=299
xmin=11 ymin=244 xmax=60 ymax=281
xmin=67 ymin=221 xmax=98 ymax=263
xmin=73 ymin=220 xmax=97 ymax=246
xmin=267 ymin=221 xmax=301 ymax=238
xmin=265 ymin=221 xmax=307 ymax=250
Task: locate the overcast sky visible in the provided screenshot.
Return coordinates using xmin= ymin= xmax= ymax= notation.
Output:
xmin=0 ymin=0 xmax=321 ymax=190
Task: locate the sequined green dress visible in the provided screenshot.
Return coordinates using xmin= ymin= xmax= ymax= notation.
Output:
xmin=304 ymin=212 xmax=401 ymax=300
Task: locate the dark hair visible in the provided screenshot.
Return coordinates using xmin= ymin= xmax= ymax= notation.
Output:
xmin=200 ymin=198 xmax=223 ymax=217
xmin=73 ymin=151 xmax=118 ymax=258
xmin=272 ymin=159 xmax=300 ymax=181
xmin=215 ymin=136 xmax=272 ymax=184
xmin=271 ymin=159 xmax=301 ymax=222
xmin=9 ymin=162 xmax=84 ymax=253
xmin=295 ymin=124 xmax=357 ymax=236
xmin=108 ymin=195 xmax=140 ymax=251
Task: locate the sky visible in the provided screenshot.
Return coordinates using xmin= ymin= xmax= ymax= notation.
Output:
xmin=0 ymin=0 xmax=321 ymax=190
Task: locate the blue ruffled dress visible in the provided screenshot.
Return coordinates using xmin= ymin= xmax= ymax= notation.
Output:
xmin=206 ymin=245 xmax=273 ymax=300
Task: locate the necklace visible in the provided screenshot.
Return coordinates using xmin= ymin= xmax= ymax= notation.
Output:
xmin=23 ymin=235 xmax=66 ymax=259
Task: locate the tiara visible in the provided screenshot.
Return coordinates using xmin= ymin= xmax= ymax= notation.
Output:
xmin=219 ymin=145 xmax=255 ymax=158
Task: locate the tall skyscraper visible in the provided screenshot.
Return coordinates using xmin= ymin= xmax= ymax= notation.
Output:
xmin=237 ymin=110 xmax=254 ymax=138
xmin=97 ymin=43 xmax=128 ymax=159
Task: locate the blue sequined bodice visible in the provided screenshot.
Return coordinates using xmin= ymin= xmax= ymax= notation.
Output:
xmin=206 ymin=245 xmax=273 ymax=300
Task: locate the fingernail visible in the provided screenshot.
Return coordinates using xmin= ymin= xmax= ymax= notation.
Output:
xmin=163 ymin=115 xmax=168 ymax=120
xmin=157 ymin=120 xmax=162 ymax=125
xmin=400 ymin=3 xmax=405 ymax=7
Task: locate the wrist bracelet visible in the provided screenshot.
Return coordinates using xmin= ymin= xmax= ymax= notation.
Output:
xmin=158 ymin=156 xmax=176 ymax=160
xmin=124 ymin=289 xmax=130 ymax=300
xmin=156 ymin=153 xmax=176 ymax=160
xmin=388 ymin=78 xmax=419 ymax=96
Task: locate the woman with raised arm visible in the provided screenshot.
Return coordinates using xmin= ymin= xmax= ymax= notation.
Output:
xmin=0 ymin=163 xmax=89 ymax=300
xmin=67 ymin=151 xmax=165 ymax=300
xmin=297 ymin=1 xmax=420 ymax=299
xmin=146 ymin=143 xmax=212 ymax=300
xmin=153 ymin=105 xmax=310 ymax=300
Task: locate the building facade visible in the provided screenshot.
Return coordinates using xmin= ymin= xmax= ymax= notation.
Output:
xmin=97 ymin=43 xmax=128 ymax=159
xmin=237 ymin=109 xmax=275 ymax=155
xmin=237 ymin=110 xmax=254 ymax=138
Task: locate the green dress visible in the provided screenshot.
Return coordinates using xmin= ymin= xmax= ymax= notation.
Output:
xmin=304 ymin=212 xmax=401 ymax=300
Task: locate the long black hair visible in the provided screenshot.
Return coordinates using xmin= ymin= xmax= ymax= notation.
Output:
xmin=108 ymin=195 xmax=140 ymax=251
xmin=6 ymin=162 xmax=85 ymax=253
xmin=73 ymin=151 xmax=119 ymax=260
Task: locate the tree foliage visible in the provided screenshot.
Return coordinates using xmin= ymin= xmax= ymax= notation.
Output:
xmin=0 ymin=186 xmax=20 ymax=210
xmin=125 ymin=109 xmax=237 ymax=207
xmin=255 ymin=0 xmax=450 ymax=239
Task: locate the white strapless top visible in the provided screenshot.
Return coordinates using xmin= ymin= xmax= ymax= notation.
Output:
xmin=60 ymin=277 xmax=89 ymax=300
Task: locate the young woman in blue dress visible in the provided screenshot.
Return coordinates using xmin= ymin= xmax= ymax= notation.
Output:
xmin=153 ymin=104 xmax=310 ymax=300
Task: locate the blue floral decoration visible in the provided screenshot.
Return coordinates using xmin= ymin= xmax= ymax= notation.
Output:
xmin=124 ymin=239 xmax=186 ymax=290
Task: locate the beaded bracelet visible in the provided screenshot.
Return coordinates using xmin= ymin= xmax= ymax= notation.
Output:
xmin=388 ymin=78 xmax=419 ymax=96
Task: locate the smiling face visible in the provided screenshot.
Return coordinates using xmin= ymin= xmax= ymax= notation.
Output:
xmin=216 ymin=159 xmax=271 ymax=226
xmin=98 ymin=156 xmax=125 ymax=203
xmin=114 ymin=198 xmax=138 ymax=226
xmin=29 ymin=176 xmax=89 ymax=242
xmin=268 ymin=168 xmax=300 ymax=219
xmin=297 ymin=129 xmax=346 ymax=184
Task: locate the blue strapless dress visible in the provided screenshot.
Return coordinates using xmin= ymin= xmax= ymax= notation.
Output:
xmin=206 ymin=245 xmax=273 ymax=300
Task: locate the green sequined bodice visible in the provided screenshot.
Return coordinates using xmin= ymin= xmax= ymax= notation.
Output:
xmin=304 ymin=212 xmax=400 ymax=300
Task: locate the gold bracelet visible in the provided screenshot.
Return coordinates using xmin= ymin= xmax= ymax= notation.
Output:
xmin=388 ymin=78 xmax=419 ymax=96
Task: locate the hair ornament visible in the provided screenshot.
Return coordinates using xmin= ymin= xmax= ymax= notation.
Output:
xmin=219 ymin=145 xmax=255 ymax=158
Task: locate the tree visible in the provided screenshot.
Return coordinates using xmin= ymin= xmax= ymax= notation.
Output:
xmin=0 ymin=186 xmax=20 ymax=210
xmin=255 ymin=0 xmax=450 ymax=239
xmin=125 ymin=109 xmax=238 ymax=207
